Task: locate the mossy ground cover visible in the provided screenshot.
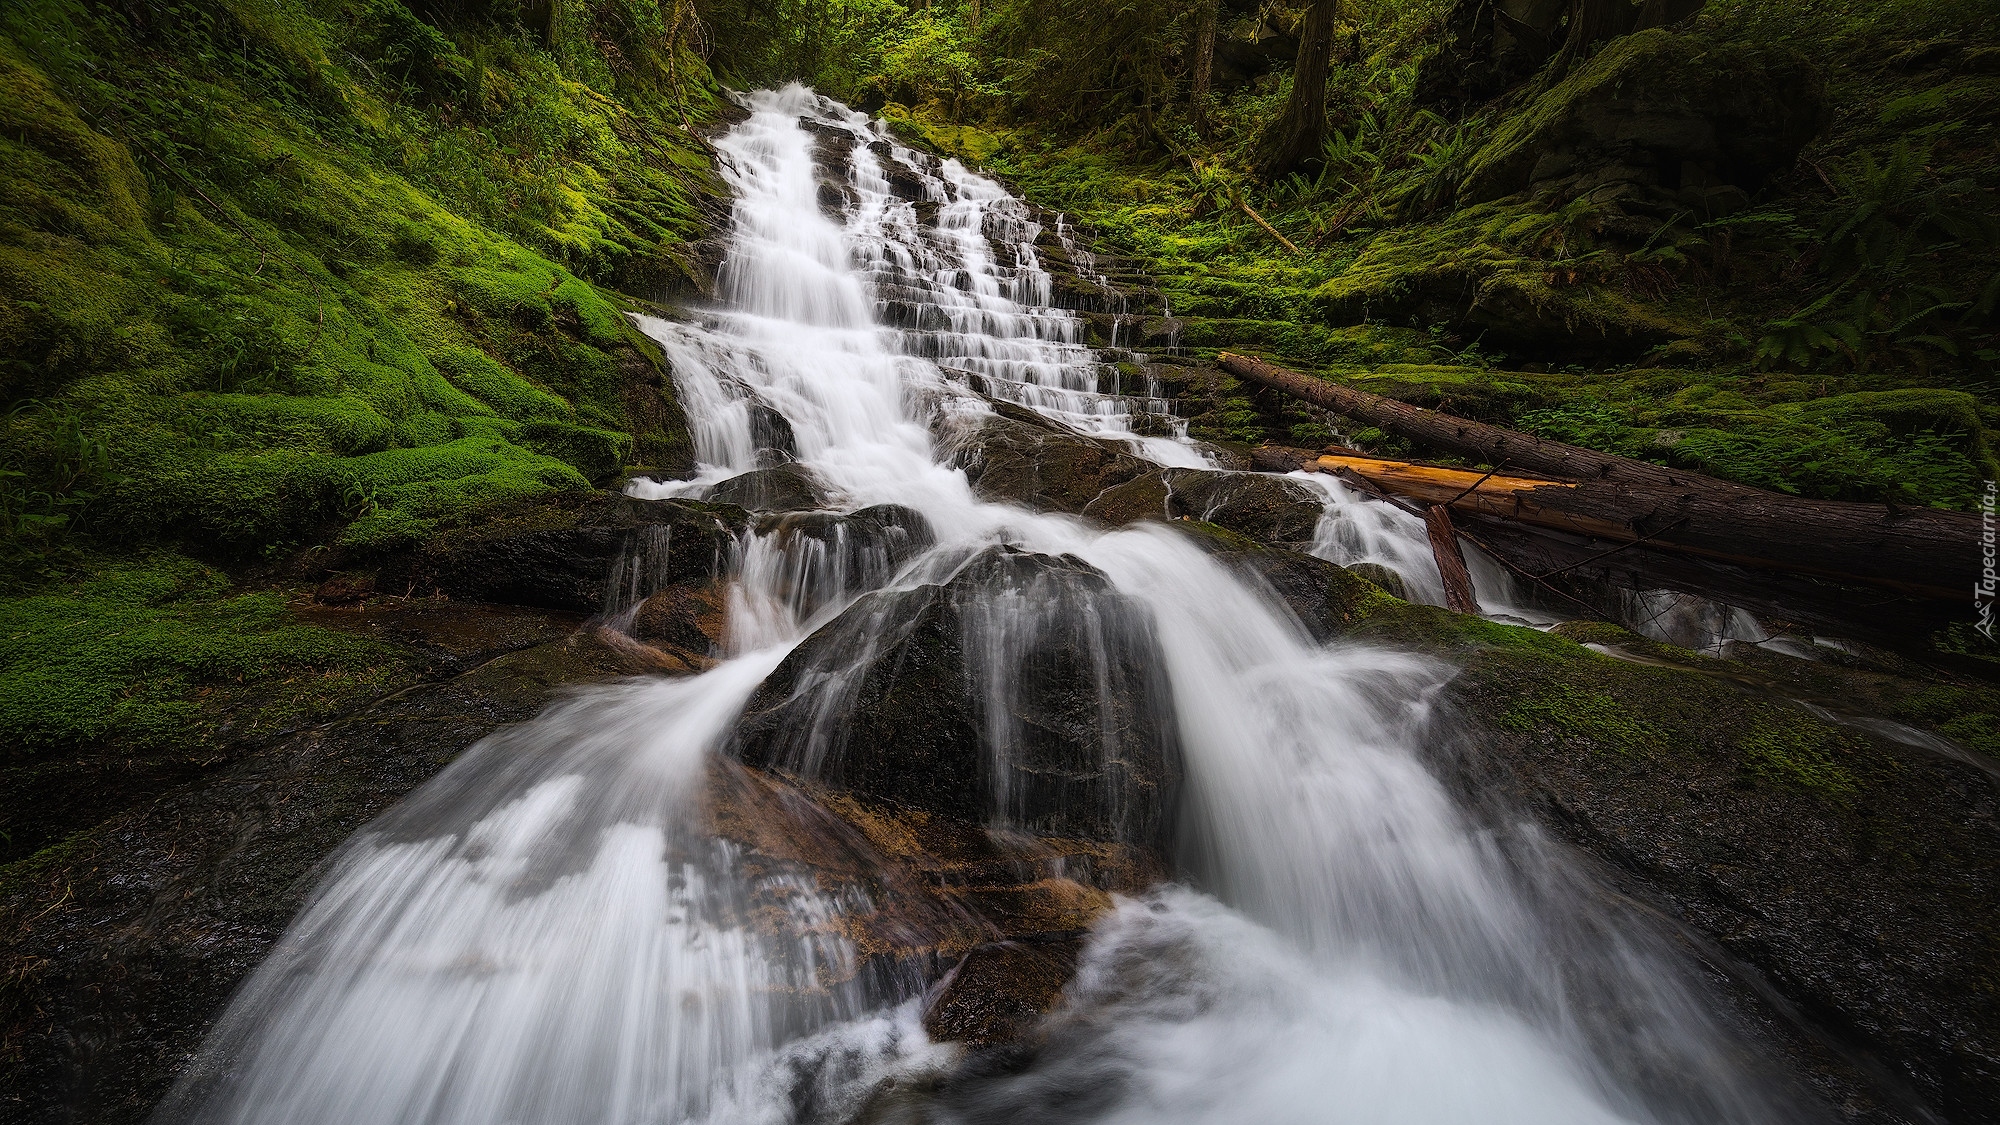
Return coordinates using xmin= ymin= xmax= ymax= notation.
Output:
xmin=858 ymin=0 xmax=2000 ymax=510
xmin=0 ymin=0 xmax=722 ymax=857
xmin=2 ymin=0 xmax=722 ymax=587
xmin=0 ymin=553 xmax=405 ymax=862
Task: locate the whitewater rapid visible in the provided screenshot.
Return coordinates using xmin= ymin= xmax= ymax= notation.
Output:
xmin=153 ymin=86 xmax=1804 ymax=1125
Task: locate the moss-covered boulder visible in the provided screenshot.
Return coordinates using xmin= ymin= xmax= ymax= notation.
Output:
xmin=384 ymin=492 xmax=748 ymax=614
xmin=1461 ymin=29 xmax=1830 ymax=209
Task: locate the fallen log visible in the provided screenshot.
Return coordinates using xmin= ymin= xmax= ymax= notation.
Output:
xmin=1219 ymin=352 xmax=1978 ymax=602
xmin=1423 ymin=504 xmax=1481 ymax=613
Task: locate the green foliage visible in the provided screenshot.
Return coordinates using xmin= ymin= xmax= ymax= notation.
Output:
xmin=1516 ymin=386 xmax=1991 ymax=506
xmin=0 ymin=555 xmax=397 ymax=756
xmin=0 ymin=0 xmax=717 ymax=580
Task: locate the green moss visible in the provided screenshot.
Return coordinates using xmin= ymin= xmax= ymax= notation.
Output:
xmin=0 ymin=555 xmax=397 ymax=755
xmin=0 ymin=0 xmax=718 ymax=578
xmin=1500 ymin=680 xmax=1672 ymax=755
xmin=1351 ymin=595 xmax=1581 ymax=657
xmin=1735 ymin=709 xmax=1862 ymax=794
xmin=1887 ymin=684 xmax=2000 ymax=760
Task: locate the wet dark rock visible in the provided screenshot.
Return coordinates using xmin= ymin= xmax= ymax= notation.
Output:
xmin=746 ymin=398 xmax=799 ymax=466
xmin=631 ymin=583 xmax=729 ymax=657
xmin=756 ymin=503 xmax=935 ymax=569
xmin=708 ymin=761 xmax=1157 ymax=1004
xmin=1461 ymin=30 xmax=1830 ymax=210
xmin=924 ymin=938 xmax=1087 ymax=1047
xmin=708 ymin=463 xmax=829 ymax=512
xmin=742 ymin=505 xmax=938 ymax=622
xmin=1163 ymin=469 xmax=1325 ymax=551
xmin=1441 ymin=630 xmax=2000 ymax=1124
xmin=1170 ymin=531 xmax=1382 ymax=642
xmin=1079 ymin=471 xmax=1171 ymax=525
xmin=882 ymin=157 xmax=931 ymax=203
xmin=953 ymin=401 xmax=1157 ymax=518
xmin=732 ymin=546 xmax=1182 ymax=848
xmin=387 ymin=492 xmax=746 ymax=614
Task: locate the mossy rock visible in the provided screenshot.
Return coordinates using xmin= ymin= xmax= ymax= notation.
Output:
xmin=1461 ymin=28 xmax=1830 ymax=207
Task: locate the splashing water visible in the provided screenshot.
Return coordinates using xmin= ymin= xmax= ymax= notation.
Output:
xmin=157 ymin=86 xmax=1808 ymax=1125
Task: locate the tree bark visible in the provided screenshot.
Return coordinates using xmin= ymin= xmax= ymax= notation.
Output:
xmin=1424 ymin=504 xmax=1482 ymax=612
xmin=1256 ymin=0 xmax=1341 ymax=175
xmin=1219 ymin=352 xmax=1980 ymax=601
xmin=1190 ymin=0 xmax=1219 ymax=140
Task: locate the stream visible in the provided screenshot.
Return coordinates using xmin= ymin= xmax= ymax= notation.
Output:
xmin=151 ymin=86 xmax=1813 ymax=1125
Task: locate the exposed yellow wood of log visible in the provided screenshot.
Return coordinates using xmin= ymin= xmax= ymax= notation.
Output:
xmin=1314 ymin=455 xmax=1576 ymax=504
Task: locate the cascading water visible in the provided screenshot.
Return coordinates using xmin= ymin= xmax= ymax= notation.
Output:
xmin=156 ymin=86 xmax=1812 ymax=1125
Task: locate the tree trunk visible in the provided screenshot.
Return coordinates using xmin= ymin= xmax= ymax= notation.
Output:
xmin=1424 ymin=504 xmax=1482 ymax=612
xmin=1190 ymin=0 xmax=1219 ymax=140
xmin=1218 ymin=352 xmax=1980 ymax=601
xmin=1256 ymin=0 xmax=1340 ymax=175
xmin=967 ymin=0 xmax=980 ymax=33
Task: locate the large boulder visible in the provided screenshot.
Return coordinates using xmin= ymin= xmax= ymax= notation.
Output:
xmin=1163 ymin=468 xmax=1325 ymax=551
xmin=707 ymin=463 xmax=828 ymax=512
xmin=1461 ymin=29 xmax=1829 ymax=211
xmin=951 ymin=401 xmax=1159 ymax=515
xmin=732 ymin=545 xmax=1182 ymax=847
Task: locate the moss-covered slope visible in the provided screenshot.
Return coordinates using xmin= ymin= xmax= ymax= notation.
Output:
xmin=2 ymin=0 xmax=723 ymax=580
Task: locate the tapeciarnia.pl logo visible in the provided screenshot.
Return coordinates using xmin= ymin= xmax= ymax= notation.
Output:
xmin=1980 ymin=480 xmax=1998 ymax=641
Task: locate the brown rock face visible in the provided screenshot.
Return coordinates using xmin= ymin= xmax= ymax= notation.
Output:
xmin=923 ymin=939 xmax=1088 ymax=1047
xmin=633 ymin=584 xmax=729 ymax=652
xmin=703 ymin=759 xmax=1159 ymax=1020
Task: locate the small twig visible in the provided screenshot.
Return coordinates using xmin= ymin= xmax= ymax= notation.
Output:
xmin=129 ymin=137 xmax=274 ymax=276
xmin=1439 ymin=459 xmax=1509 ymax=507
xmin=1230 ymin=188 xmax=1298 ymax=254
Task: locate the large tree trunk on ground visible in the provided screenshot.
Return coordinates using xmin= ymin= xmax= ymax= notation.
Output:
xmin=1218 ymin=352 xmax=1979 ymax=601
xmin=1256 ymin=0 xmax=1341 ymax=174
xmin=1190 ymin=0 xmax=1220 ymax=139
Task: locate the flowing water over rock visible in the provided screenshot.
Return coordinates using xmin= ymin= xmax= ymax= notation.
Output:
xmin=155 ymin=87 xmax=1813 ymax=1125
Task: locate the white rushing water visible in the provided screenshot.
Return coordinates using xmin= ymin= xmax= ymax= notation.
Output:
xmin=156 ymin=87 xmax=1804 ymax=1125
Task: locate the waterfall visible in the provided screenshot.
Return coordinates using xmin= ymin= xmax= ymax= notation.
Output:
xmin=155 ymin=86 xmax=1804 ymax=1125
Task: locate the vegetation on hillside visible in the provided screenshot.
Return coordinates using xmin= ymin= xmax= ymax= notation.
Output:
xmin=0 ymin=0 xmax=724 ymax=826
xmin=706 ymin=0 xmax=2000 ymax=510
xmin=2 ymin=0 xmax=723 ymax=586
